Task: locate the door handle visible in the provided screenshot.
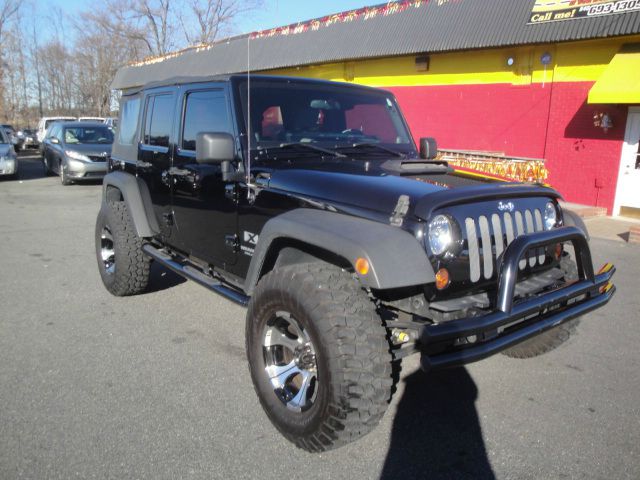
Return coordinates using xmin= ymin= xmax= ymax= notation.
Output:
xmin=136 ymin=160 xmax=153 ymax=168
xmin=168 ymin=167 xmax=191 ymax=177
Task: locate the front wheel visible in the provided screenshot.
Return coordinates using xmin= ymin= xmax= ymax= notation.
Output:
xmin=246 ymin=263 xmax=393 ymax=452
xmin=59 ymin=160 xmax=72 ymax=185
xmin=95 ymin=201 xmax=151 ymax=296
xmin=42 ymin=157 xmax=51 ymax=176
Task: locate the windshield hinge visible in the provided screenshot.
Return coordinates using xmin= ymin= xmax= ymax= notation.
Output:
xmin=225 ymin=234 xmax=240 ymax=252
xmin=389 ymin=195 xmax=410 ymax=227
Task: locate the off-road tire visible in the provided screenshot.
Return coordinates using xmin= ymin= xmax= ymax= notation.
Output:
xmin=246 ymin=263 xmax=393 ymax=452
xmin=502 ymin=256 xmax=580 ymax=359
xmin=95 ymin=201 xmax=150 ymax=296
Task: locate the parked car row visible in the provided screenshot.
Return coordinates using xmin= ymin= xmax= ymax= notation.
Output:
xmin=1 ymin=116 xmax=117 ymax=157
xmin=0 ymin=118 xmax=115 ymax=183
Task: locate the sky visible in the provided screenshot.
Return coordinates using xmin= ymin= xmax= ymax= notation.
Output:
xmin=37 ymin=0 xmax=380 ymax=42
xmin=237 ymin=0 xmax=383 ymax=33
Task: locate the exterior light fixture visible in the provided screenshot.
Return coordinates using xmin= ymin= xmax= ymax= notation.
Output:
xmin=593 ymin=112 xmax=614 ymax=133
xmin=415 ymin=55 xmax=430 ymax=72
xmin=506 ymin=56 xmax=515 ymax=67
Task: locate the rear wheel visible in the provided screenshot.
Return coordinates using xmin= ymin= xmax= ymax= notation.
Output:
xmin=95 ymin=201 xmax=150 ymax=296
xmin=246 ymin=263 xmax=393 ymax=452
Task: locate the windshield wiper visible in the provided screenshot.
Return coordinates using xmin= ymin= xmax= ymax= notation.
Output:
xmin=337 ymin=143 xmax=406 ymax=158
xmin=271 ymin=142 xmax=346 ymax=158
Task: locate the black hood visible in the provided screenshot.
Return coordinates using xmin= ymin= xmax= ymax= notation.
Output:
xmin=264 ymin=161 xmax=511 ymax=220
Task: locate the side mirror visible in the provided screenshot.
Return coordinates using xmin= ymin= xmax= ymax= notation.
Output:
xmin=196 ymin=132 xmax=235 ymax=165
xmin=50 ymin=137 xmax=60 ymax=145
xmin=419 ymin=137 xmax=438 ymax=160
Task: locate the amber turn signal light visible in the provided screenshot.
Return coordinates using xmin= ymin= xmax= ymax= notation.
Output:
xmin=435 ymin=268 xmax=450 ymax=290
xmin=599 ymin=282 xmax=614 ymax=294
xmin=355 ymin=258 xmax=370 ymax=276
xmin=597 ymin=263 xmax=614 ymax=275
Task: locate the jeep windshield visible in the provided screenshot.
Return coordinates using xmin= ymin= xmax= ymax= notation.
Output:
xmin=237 ymin=79 xmax=417 ymax=160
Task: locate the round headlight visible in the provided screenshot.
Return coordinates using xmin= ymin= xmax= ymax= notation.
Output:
xmin=543 ymin=202 xmax=558 ymax=230
xmin=428 ymin=215 xmax=453 ymax=255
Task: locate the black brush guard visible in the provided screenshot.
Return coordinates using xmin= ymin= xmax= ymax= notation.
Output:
xmin=419 ymin=226 xmax=616 ymax=371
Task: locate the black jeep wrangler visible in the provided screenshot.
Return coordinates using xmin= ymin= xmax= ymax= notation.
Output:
xmin=96 ymin=75 xmax=615 ymax=452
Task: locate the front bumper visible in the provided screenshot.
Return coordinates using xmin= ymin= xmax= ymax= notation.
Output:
xmin=0 ymin=157 xmax=18 ymax=175
xmin=419 ymin=226 xmax=616 ymax=370
xmin=66 ymin=160 xmax=107 ymax=179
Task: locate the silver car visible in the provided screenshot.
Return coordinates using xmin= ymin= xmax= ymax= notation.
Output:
xmin=0 ymin=128 xmax=19 ymax=179
xmin=42 ymin=122 xmax=113 ymax=185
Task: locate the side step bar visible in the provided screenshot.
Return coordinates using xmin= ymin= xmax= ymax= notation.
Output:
xmin=142 ymin=244 xmax=250 ymax=306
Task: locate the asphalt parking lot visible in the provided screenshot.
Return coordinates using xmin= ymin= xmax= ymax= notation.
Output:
xmin=1 ymin=155 xmax=639 ymax=480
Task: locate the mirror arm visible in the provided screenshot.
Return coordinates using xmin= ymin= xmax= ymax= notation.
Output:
xmin=221 ymin=160 xmax=245 ymax=182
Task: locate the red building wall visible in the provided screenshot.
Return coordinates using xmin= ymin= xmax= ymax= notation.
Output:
xmin=389 ymin=83 xmax=626 ymax=213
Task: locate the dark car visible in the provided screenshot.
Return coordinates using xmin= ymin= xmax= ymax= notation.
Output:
xmin=15 ymin=128 xmax=38 ymax=151
xmin=42 ymin=122 xmax=113 ymax=184
xmin=1 ymin=124 xmax=18 ymax=146
xmin=95 ymin=75 xmax=616 ymax=452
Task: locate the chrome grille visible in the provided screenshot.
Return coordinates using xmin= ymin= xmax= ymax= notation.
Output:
xmin=465 ymin=208 xmax=546 ymax=283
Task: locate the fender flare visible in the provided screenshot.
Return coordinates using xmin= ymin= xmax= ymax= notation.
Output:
xmin=102 ymin=171 xmax=160 ymax=238
xmin=563 ymin=209 xmax=590 ymax=242
xmin=243 ymin=209 xmax=435 ymax=295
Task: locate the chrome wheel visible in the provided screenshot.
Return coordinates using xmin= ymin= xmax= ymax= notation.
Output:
xmin=100 ymin=227 xmax=115 ymax=275
xmin=263 ymin=311 xmax=318 ymax=412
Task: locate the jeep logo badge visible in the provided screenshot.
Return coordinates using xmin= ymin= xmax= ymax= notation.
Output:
xmin=498 ymin=201 xmax=515 ymax=212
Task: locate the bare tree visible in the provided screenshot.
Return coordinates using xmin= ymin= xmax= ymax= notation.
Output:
xmin=82 ymin=0 xmax=175 ymax=58
xmin=0 ymin=0 xmax=19 ymax=42
xmin=0 ymin=0 xmax=20 ymax=121
xmin=180 ymin=0 xmax=263 ymax=46
xmin=30 ymin=20 xmax=44 ymax=117
xmin=1 ymin=0 xmax=264 ymax=125
xmin=134 ymin=0 xmax=173 ymax=55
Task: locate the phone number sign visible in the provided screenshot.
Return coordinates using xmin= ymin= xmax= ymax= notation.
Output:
xmin=529 ymin=0 xmax=640 ymax=24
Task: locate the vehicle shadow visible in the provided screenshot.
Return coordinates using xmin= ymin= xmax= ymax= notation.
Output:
xmin=146 ymin=262 xmax=187 ymax=293
xmin=380 ymin=367 xmax=495 ymax=480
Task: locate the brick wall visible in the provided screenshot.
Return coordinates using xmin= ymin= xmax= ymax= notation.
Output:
xmin=544 ymin=82 xmax=626 ymax=213
xmin=388 ymin=82 xmax=626 ymax=213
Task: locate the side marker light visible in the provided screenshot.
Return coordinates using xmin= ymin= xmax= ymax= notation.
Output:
xmin=435 ymin=268 xmax=450 ymax=290
xmin=355 ymin=258 xmax=370 ymax=276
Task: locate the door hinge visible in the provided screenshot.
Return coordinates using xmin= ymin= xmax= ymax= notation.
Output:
xmin=225 ymin=184 xmax=239 ymax=202
xmin=225 ymin=234 xmax=240 ymax=252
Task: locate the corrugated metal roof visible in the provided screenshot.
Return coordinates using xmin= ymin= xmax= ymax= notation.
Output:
xmin=112 ymin=0 xmax=640 ymax=90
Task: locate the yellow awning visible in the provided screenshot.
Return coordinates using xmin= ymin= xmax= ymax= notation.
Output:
xmin=588 ymin=45 xmax=640 ymax=104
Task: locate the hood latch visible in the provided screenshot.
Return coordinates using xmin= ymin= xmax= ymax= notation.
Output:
xmin=389 ymin=195 xmax=410 ymax=227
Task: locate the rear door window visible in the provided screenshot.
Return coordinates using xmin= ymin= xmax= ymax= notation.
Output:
xmin=118 ymin=97 xmax=140 ymax=146
xmin=143 ymin=94 xmax=174 ymax=148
